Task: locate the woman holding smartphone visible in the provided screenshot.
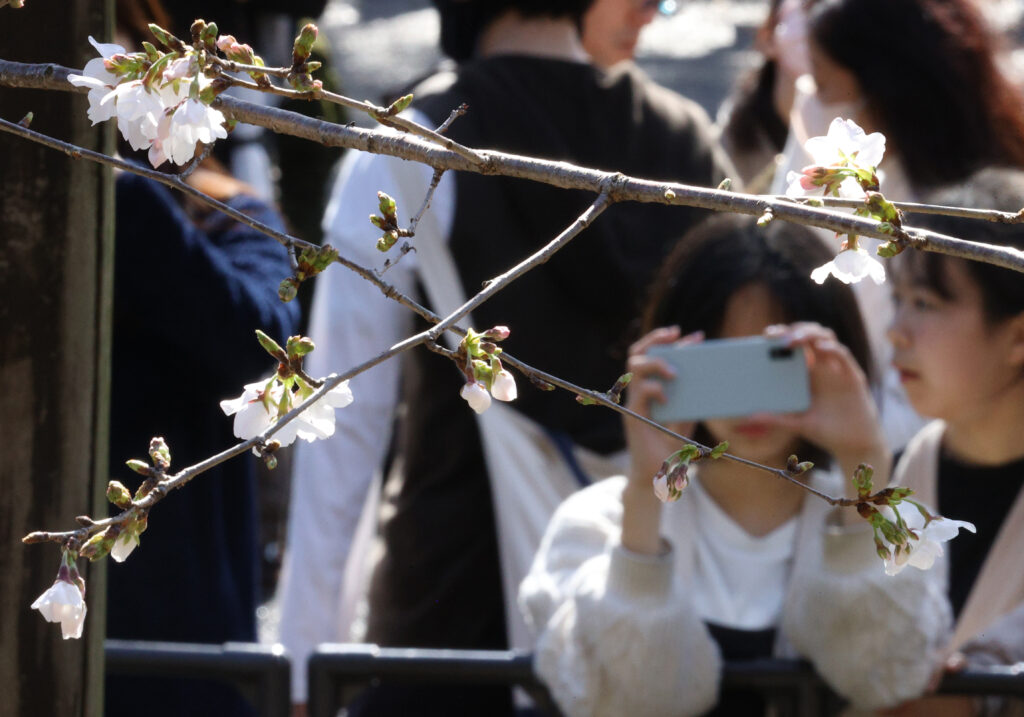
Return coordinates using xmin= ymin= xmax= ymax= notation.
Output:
xmin=519 ymin=215 xmax=951 ymax=716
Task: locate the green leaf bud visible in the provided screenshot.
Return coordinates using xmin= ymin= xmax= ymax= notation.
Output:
xmin=377 ymin=191 xmax=398 ymax=219
xmin=387 ymin=94 xmax=414 ymax=115
xmin=710 ymin=441 xmax=729 ymax=459
xmin=286 ymin=335 xmax=316 ymax=358
xmin=80 ymin=528 xmax=116 ymax=561
xmin=126 ymin=459 xmax=152 ymax=476
xmin=107 ymin=480 xmax=133 ymax=509
xmin=292 ymin=23 xmax=318 ymax=65
xmin=876 ymin=240 xmax=905 ymax=258
xmin=278 ymin=277 xmax=299 ymax=303
xmin=376 ymin=230 xmax=399 ymax=252
xmin=255 ymin=329 xmax=287 ymax=359
xmin=576 ymin=394 xmax=598 ymax=406
xmin=717 ymin=178 xmax=732 ymax=191
xmin=148 ymin=437 xmax=171 ymax=470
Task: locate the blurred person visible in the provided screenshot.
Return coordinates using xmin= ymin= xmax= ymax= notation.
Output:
xmin=769 ymin=0 xmax=1024 ymax=451
xmin=277 ymin=0 xmax=734 ymax=714
xmin=104 ymin=5 xmax=300 ymax=717
xmin=521 ymin=214 xmax=951 ymax=717
xmin=105 ymin=166 xmax=299 ymax=717
xmin=883 ymin=168 xmax=1024 ymax=716
xmin=717 ymin=0 xmax=811 ymax=190
xmin=581 ymin=0 xmax=659 ymax=68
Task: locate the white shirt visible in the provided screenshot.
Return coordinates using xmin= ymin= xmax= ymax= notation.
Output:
xmin=689 ymin=476 xmax=797 ymax=630
xmin=275 ymin=110 xmax=455 ymax=701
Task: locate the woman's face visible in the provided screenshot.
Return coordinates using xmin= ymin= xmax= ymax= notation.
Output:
xmin=697 ymin=283 xmax=803 ymax=465
xmin=888 ymin=258 xmax=1024 ymax=426
xmin=809 ymin=39 xmax=863 ymax=109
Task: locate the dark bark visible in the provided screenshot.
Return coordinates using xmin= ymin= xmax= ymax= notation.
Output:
xmin=0 ymin=2 xmax=113 ymax=716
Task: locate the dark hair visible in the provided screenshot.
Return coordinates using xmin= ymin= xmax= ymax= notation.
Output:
xmin=720 ymin=0 xmax=788 ymax=158
xmin=901 ymin=168 xmax=1024 ymax=323
xmin=433 ymin=0 xmax=594 ymax=61
xmin=807 ymin=0 xmax=1024 ymax=189
xmin=642 ymin=214 xmax=873 ymax=466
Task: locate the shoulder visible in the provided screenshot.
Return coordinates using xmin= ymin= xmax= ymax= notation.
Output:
xmin=607 ymin=63 xmax=715 ymax=134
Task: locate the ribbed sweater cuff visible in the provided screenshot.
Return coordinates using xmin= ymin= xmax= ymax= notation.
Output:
xmin=607 ymin=543 xmax=674 ymax=598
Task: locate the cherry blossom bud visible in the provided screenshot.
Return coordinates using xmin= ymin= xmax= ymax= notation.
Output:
xmin=461 ymin=381 xmax=491 ymax=414
xmin=483 ymin=326 xmax=511 ymax=341
xmin=107 ymin=480 xmax=132 ymax=509
xmin=149 ymin=436 xmax=171 ymax=469
xmin=853 ymin=463 xmax=874 ymax=497
xmin=491 ymin=369 xmax=518 ymax=402
xmin=607 ymin=373 xmax=632 ymax=405
xmin=717 ymin=178 xmax=731 ymax=191
xmin=110 ymin=528 xmax=141 ymax=563
xmin=199 ymin=21 xmax=219 ymax=52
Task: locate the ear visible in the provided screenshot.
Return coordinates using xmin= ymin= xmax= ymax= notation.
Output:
xmin=1006 ymin=310 xmax=1024 ymax=369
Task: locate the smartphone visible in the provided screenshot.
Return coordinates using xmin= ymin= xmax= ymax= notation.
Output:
xmin=648 ymin=336 xmax=810 ymax=423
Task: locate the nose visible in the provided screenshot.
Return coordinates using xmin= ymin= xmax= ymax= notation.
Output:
xmin=887 ymin=304 xmax=910 ymax=350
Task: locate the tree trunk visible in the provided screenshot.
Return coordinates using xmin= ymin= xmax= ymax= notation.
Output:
xmin=0 ymin=2 xmax=113 ymax=716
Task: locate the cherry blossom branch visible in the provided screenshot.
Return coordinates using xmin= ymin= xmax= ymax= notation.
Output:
xmin=773 ymin=194 xmax=1024 ymax=224
xmin=4 ymin=58 xmax=1024 ymax=273
xmin=408 ymin=168 xmax=445 ymax=236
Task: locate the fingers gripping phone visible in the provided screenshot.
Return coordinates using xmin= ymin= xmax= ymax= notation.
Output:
xmin=648 ymin=337 xmax=810 ymax=423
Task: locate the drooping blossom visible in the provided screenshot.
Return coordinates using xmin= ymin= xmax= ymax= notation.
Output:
xmin=32 ymin=572 xmax=87 ymax=640
xmin=811 ymin=246 xmax=887 ymax=286
xmin=652 ymin=459 xmax=689 ymax=503
xmin=880 ymin=503 xmax=976 ymax=577
xmin=490 ymin=369 xmax=518 ymax=402
xmin=155 ymin=97 xmax=228 ymax=166
xmin=460 ymin=381 xmax=492 ymax=414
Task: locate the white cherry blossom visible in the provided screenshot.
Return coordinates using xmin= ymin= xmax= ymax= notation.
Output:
xmin=156 ymin=97 xmax=228 ymax=166
xmin=32 ymin=578 xmax=87 ymax=640
xmin=67 ymin=36 xmax=125 ymax=124
xmin=811 ymin=246 xmax=887 ymax=285
xmin=461 ymin=381 xmax=492 ymax=414
xmin=220 ymin=380 xmax=279 ymax=441
xmin=805 ymin=117 xmax=885 ymax=168
xmin=881 ymin=503 xmax=976 ymax=576
xmin=490 ymin=369 xmax=518 ymax=402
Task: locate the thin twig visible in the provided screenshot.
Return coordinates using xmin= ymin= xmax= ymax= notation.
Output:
xmin=178 ymin=141 xmax=216 ymax=179
xmin=436 ymin=103 xmax=468 ymax=134
xmin=216 ymin=73 xmax=487 ymax=166
xmin=0 ymin=116 xmax=439 ymax=326
xmin=407 ymin=167 xmax=445 ymax=235
xmin=427 ymin=185 xmax=618 ymax=341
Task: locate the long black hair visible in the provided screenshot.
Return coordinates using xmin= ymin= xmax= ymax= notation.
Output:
xmin=807 ymin=0 xmax=1024 ymax=189
xmin=642 ymin=214 xmax=873 ymax=466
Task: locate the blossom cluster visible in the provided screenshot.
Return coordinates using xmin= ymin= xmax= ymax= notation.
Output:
xmin=68 ymin=34 xmax=228 ymax=168
xmin=220 ymin=332 xmax=354 ymax=447
xmin=652 ymin=442 xmax=727 ymax=503
xmin=785 ymin=118 xmax=898 ymax=286
xmin=851 ymin=464 xmax=975 ymax=576
xmin=458 ymin=326 xmax=518 ymax=414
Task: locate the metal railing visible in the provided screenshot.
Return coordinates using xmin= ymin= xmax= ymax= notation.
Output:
xmin=105 ymin=640 xmax=1024 ymax=717
xmin=104 ymin=639 xmax=291 ymax=717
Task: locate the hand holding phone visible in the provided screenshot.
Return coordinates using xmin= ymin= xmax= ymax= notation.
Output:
xmin=647 ymin=336 xmax=810 ymax=424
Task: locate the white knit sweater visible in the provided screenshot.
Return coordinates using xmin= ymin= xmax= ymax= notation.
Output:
xmin=518 ymin=472 xmax=952 ymax=717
